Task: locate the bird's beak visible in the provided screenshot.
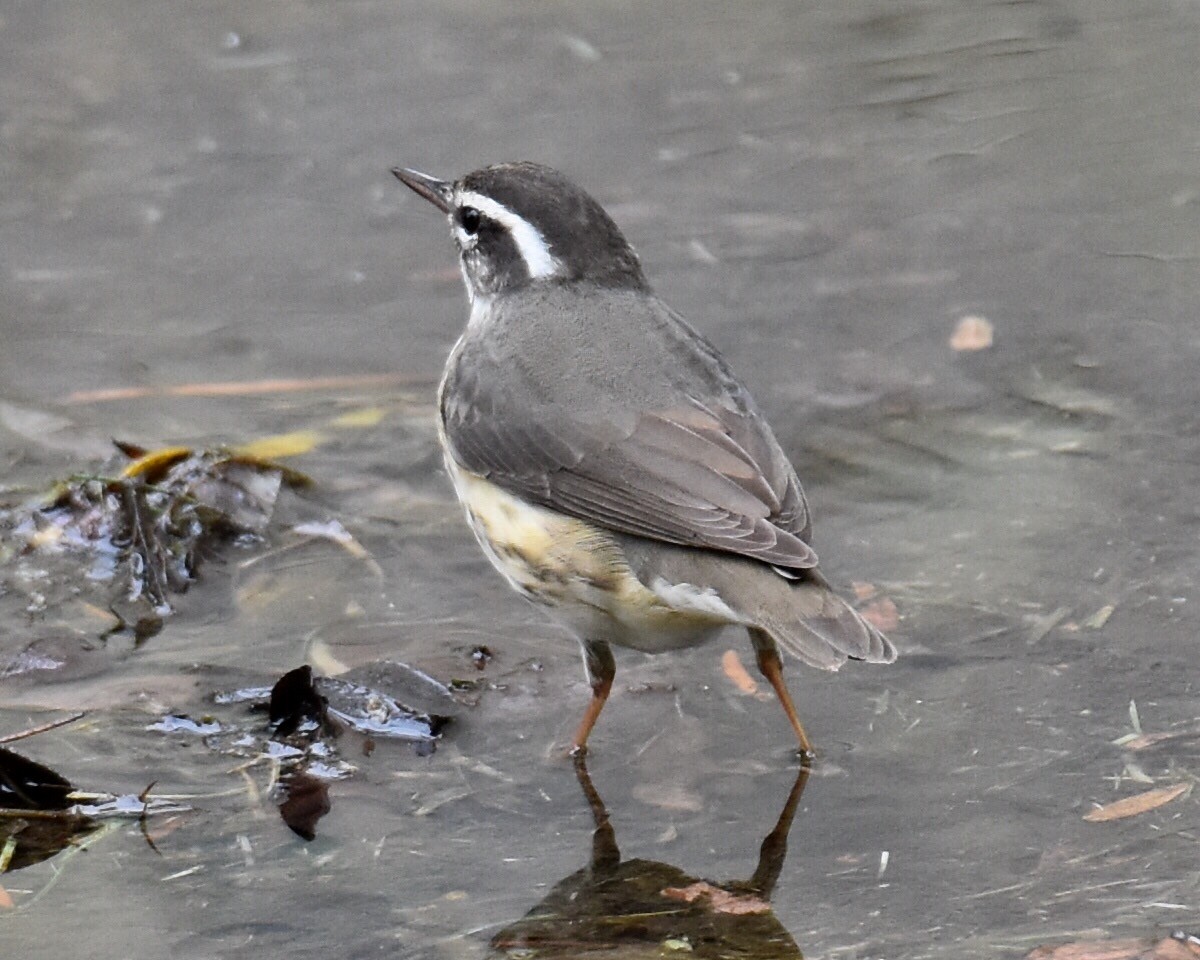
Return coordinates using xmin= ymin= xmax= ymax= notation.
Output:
xmin=391 ymin=167 xmax=453 ymax=213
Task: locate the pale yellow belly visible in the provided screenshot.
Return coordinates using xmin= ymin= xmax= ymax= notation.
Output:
xmin=443 ymin=458 xmax=741 ymax=651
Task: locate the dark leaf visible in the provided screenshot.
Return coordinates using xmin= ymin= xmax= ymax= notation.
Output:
xmin=111 ymin=439 xmax=148 ymax=459
xmin=277 ymin=771 xmax=331 ymax=841
xmin=0 ymin=746 xmax=74 ymax=811
xmin=269 ymin=665 xmax=328 ymax=737
xmin=0 ymin=813 xmax=99 ymax=871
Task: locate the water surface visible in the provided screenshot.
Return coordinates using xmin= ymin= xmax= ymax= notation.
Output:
xmin=2 ymin=2 xmax=1198 ymax=957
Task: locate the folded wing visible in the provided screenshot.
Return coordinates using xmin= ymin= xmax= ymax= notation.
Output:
xmin=442 ymin=373 xmax=817 ymax=571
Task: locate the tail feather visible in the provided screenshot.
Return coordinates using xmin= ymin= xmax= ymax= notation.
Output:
xmin=613 ymin=533 xmax=897 ymax=672
xmin=754 ymin=572 xmax=897 ymax=671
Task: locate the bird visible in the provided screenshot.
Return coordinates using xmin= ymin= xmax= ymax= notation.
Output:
xmin=392 ymin=161 xmax=895 ymax=759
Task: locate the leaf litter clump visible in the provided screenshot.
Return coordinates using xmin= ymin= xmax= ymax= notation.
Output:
xmin=148 ymin=661 xmax=457 ymax=841
xmin=0 ymin=441 xmax=307 ymax=667
xmin=0 ymin=438 xmax=466 ymax=846
xmin=0 ymin=741 xmax=187 ymax=874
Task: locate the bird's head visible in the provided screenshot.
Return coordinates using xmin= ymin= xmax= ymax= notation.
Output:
xmin=393 ymin=161 xmax=648 ymax=301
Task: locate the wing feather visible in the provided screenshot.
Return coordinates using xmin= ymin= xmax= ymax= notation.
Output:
xmin=443 ymin=406 xmax=817 ymax=570
xmin=439 ymin=292 xmax=817 ymax=570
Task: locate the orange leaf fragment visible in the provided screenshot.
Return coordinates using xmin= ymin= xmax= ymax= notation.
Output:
xmin=1083 ymin=782 xmax=1190 ymax=822
xmin=120 ymin=446 xmax=193 ymax=480
xmin=661 ymin=881 xmax=771 ymax=915
xmin=1122 ymin=732 xmax=1178 ymax=751
xmin=950 ymin=315 xmax=995 ymax=352
xmin=0 ymin=885 xmax=13 ymax=909
xmin=851 ymin=581 xmax=878 ymax=601
xmin=721 ymin=649 xmax=758 ymax=695
xmin=1026 ymin=938 xmax=1164 ymax=960
xmin=631 ymin=783 xmax=703 ymax=813
xmin=860 ymin=597 xmax=900 ymax=632
xmin=65 ymin=372 xmax=419 ymax=405
xmin=1026 ymin=935 xmax=1200 ymax=959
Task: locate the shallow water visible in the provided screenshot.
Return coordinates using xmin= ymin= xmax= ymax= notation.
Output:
xmin=2 ymin=1 xmax=1199 ymax=957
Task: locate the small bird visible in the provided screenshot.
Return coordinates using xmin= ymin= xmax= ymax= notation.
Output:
xmin=393 ymin=162 xmax=895 ymax=758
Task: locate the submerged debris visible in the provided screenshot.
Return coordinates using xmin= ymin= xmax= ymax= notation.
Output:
xmin=269 ymin=665 xmax=332 ymax=738
xmin=146 ymin=715 xmax=222 ymax=737
xmin=0 ymin=807 xmax=101 ymax=873
xmin=0 ymin=746 xmax=187 ymax=872
xmin=262 ymin=663 xmax=452 ymax=840
xmin=0 ymin=746 xmax=73 ymax=811
xmin=1083 ymin=783 xmax=1191 ymax=822
xmin=276 ymin=771 xmax=332 ymax=842
xmin=257 ymin=662 xmax=453 ymax=744
xmin=263 ymin=663 xmax=439 ymax=841
xmin=0 ymin=442 xmax=306 ymax=648
xmin=469 ymin=645 xmax=493 ymax=670
xmin=322 ymin=673 xmax=453 ymax=741
xmin=147 ymin=661 xmax=457 ymax=843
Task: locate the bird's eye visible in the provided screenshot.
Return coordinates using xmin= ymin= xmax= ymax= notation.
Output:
xmin=458 ymin=207 xmax=482 ymax=236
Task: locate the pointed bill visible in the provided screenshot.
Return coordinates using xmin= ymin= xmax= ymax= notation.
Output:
xmin=392 ymin=167 xmax=453 ymax=213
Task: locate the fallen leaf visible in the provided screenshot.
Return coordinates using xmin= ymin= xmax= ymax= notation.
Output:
xmin=143 ymin=813 xmax=190 ymax=846
xmin=76 ymin=601 xmax=123 ymax=631
xmin=1026 ymin=935 xmax=1200 ymax=960
xmin=0 ymin=885 xmax=13 ymax=909
xmin=1083 ymin=783 xmax=1190 ymax=822
xmin=64 ymin=373 xmax=421 ymax=404
xmin=0 ymin=747 xmax=75 ymax=810
xmin=1027 ymin=605 xmax=1072 ymax=645
xmin=1026 ymin=938 xmax=1163 ymax=960
xmin=331 ymin=406 xmax=387 ymax=428
xmin=1083 ymin=604 xmax=1115 ymax=629
xmin=269 ymin=665 xmax=329 ymax=737
xmin=1119 ymin=732 xmax=1179 ymax=751
xmin=851 ymin=581 xmax=878 ymax=601
xmin=120 ymin=446 xmax=193 ymax=480
xmin=631 ymin=783 xmax=703 ymax=813
xmin=950 ymin=315 xmax=994 ymax=351
xmin=231 ymin=430 xmax=324 ymax=460
xmin=860 ymin=597 xmax=900 ymax=632
xmin=661 ymin=881 xmax=770 ymax=916
xmin=277 ymin=772 xmax=331 ymax=842
xmin=721 ymin=649 xmax=758 ymax=695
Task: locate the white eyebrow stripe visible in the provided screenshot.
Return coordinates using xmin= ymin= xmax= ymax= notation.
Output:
xmin=456 ymin=190 xmax=561 ymax=279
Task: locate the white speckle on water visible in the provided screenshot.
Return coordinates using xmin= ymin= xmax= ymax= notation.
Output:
xmin=688 ymin=239 xmax=719 ymax=264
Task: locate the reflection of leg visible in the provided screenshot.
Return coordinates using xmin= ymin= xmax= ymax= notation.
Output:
xmin=572 ymin=752 xmax=620 ymax=874
xmin=749 ymin=628 xmax=815 ymax=759
xmin=571 ymin=640 xmax=615 ymax=755
xmin=747 ymin=764 xmax=810 ymax=897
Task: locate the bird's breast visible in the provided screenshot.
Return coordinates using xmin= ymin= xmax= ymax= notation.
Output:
xmin=440 ymin=456 xmax=624 ymax=602
xmin=439 ymin=458 xmax=740 ymax=649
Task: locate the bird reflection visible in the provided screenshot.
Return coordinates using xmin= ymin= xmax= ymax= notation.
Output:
xmin=490 ymin=757 xmax=808 ymax=958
